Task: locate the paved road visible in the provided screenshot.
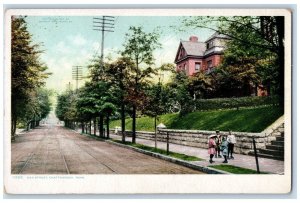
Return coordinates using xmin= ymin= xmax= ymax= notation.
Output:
xmin=11 ymin=125 xmax=203 ymax=174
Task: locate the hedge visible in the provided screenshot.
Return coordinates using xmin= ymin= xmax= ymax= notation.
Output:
xmin=194 ymin=95 xmax=280 ymax=111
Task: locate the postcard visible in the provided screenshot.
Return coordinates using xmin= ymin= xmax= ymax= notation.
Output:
xmin=4 ymin=8 xmax=292 ymax=194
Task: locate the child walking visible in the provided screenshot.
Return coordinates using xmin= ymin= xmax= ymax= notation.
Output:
xmin=220 ymin=136 xmax=229 ymax=163
xmin=208 ymin=135 xmax=217 ymax=164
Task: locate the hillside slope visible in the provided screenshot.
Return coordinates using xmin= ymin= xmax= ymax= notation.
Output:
xmin=110 ymin=106 xmax=283 ymax=133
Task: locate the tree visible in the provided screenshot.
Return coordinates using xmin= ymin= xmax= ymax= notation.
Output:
xmin=106 ymin=57 xmax=135 ymax=142
xmin=121 ymin=26 xmax=161 ymax=143
xmin=188 ymin=71 xmax=216 ymax=99
xmin=55 ymin=90 xmax=78 ymax=128
xmin=101 ymin=102 xmax=117 ymax=139
xmin=167 ymin=71 xmax=194 ymax=116
xmin=11 ymin=16 xmax=50 ymax=139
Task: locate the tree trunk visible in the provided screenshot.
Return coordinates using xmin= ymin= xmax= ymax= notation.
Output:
xmin=99 ymin=113 xmax=104 ymax=137
xmin=89 ymin=120 xmax=92 ymax=135
xmin=81 ymin=122 xmax=84 ymax=133
xmin=121 ymin=102 xmax=126 ymax=143
xmin=11 ymin=116 xmax=17 ymax=141
xmin=26 ymin=122 xmax=30 ymax=131
xmin=132 ymin=61 xmax=138 ymax=144
xmin=93 ymin=118 xmax=96 ymax=136
xmin=132 ymin=105 xmax=136 ymax=144
xmin=275 ymin=16 xmax=284 ymax=109
xmin=154 ymin=115 xmax=157 ymax=149
xmin=106 ymin=115 xmax=110 ymax=139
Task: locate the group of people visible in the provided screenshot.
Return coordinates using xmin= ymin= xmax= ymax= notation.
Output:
xmin=208 ymin=130 xmax=236 ymax=164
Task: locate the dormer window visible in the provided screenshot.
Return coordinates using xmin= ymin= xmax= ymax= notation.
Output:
xmin=206 ymin=41 xmax=214 ymax=49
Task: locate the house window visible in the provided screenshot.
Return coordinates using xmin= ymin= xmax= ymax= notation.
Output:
xmin=206 ymin=41 xmax=214 ymax=49
xmin=180 ymin=47 xmax=185 ymax=58
xmin=184 ymin=64 xmax=187 ymax=72
xmin=207 ymin=60 xmax=213 ymax=68
xmin=195 ymin=62 xmax=201 ymax=71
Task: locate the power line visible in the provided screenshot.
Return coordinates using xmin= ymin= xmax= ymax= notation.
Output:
xmin=90 ymin=16 xmax=119 ymax=63
xmin=72 ymin=66 xmax=83 ymax=91
xmin=93 ymin=16 xmax=115 ymax=77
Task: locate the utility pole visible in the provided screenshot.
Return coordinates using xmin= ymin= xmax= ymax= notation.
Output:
xmin=93 ymin=16 xmax=115 ymax=138
xmin=72 ymin=66 xmax=83 ymax=92
xmin=66 ymin=82 xmax=72 ymax=92
xmin=93 ymin=16 xmax=115 ymax=75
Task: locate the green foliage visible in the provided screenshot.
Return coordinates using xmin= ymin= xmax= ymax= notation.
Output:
xmin=110 ymin=105 xmax=283 ymax=133
xmin=122 ymin=26 xmax=161 ymax=67
xmin=11 ymin=16 xmax=51 ymax=137
xmin=55 ymin=90 xmax=76 ymax=121
xmin=101 ymin=102 xmax=117 ymax=116
xmin=210 ymin=165 xmax=269 ymax=174
xmin=166 ymin=71 xmax=195 ymax=116
xmin=195 ymin=95 xmax=279 ymax=111
xmin=121 ymin=26 xmax=161 ymax=142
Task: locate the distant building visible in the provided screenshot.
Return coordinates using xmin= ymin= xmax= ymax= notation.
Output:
xmin=174 ymin=32 xmax=230 ymax=76
xmin=174 ymin=32 xmax=267 ymax=96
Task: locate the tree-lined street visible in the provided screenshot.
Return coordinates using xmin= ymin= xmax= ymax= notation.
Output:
xmin=11 ymin=124 xmax=203 ymax=174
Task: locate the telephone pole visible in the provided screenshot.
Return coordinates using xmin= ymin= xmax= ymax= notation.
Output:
xmin=72 ymin=66 xmax=83 ymax=92
xmin=66 ymin=82 xmax=72 ymax=92
xmin=93 ymin=16 xmax=115 ymax=73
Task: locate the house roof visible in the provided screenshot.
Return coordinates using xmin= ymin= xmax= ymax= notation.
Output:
xmin=181 ymin=41 xmax=206 ymax=56
xmin=205 ymin=32 xmax=230 ymax=42
xmin=174 ymin=32 xmax=230 ymax=63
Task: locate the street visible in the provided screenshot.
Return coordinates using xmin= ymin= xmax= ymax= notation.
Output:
xmin=11 ymin=125 xmax=203 ymax=174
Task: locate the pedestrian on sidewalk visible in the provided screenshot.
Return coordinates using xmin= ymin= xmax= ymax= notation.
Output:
xmin=220 ymin=136 xmax=229 ymax=163
xmin=227 ymin=130 xmax=236 ymax=159
xmin=215 ymin=130 xmax=222 ymax=158
xmin=208 ymin=134 xmax=217 ymax=164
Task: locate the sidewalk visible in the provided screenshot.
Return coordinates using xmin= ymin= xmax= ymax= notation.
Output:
xmin=76 ymin=129 xmax=284 ymax=174
xmin=108 ymin=134 xmax=284 ymax=174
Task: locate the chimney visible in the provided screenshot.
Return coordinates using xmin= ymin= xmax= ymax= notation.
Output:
xmin=189 ymin=36 xmax=198 ymax=42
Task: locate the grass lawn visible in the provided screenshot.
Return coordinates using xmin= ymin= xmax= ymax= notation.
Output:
xmin=112 ymin=140 xmax=203 ymax=161
xmin=210 ymin=164 xmax=269 ymax=174
xmin=110 ymin=105 xmax=283 ymax=132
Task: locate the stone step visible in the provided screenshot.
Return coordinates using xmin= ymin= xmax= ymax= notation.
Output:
xmin=257 ymin=153 xmax=284 ymax=161
xmin=271 ymin=140 xmax=284 ymax=146
xmin=259 ymin=149 xmax=284 ymax=156
xmin=266 ymin=145 xmax=284 ymax=151
xmin=276 ymin=136 xmax=284 ymax=142
xmin=249 ymin=151 xmax=284 ymax=161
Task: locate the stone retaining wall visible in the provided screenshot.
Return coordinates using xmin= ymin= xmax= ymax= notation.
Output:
xmin=114 ymin=116 xmax=284 ymax=155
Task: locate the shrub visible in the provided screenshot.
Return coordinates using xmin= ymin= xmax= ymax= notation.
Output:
xmin=195 ymin=95 xmax=279 ymax=111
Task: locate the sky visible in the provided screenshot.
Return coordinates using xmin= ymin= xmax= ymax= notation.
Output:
xmin=25 ymin=16 xmax=214 ymax=93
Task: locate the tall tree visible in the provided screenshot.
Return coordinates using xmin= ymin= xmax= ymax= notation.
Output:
xmin=11 ymin=16 xmax=50 ymax=139
xmin=121 ymin=26 xmax=161 ymax=143
xmin=106 ymin=57 xmax=134 ymax=142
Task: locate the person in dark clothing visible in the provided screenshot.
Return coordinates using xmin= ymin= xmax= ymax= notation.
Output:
xmin=214 ymin=130 xmax=222 ymax=158
xmin=227 ymin=131 xmax=236 ymax=159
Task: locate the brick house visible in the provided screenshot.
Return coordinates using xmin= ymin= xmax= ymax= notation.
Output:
xmin=174 ymin=32 xmax=229 ymax=75
xmin=174 ymin=32 xmax=267 ymax=96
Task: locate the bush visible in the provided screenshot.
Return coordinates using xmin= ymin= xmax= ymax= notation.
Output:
xmin=195 ymin=95 xmax=279 ymax=111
